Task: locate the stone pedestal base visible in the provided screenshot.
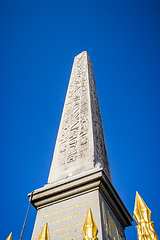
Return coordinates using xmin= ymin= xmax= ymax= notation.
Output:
xmin=29 ymin=168 xmax=132 ymax=240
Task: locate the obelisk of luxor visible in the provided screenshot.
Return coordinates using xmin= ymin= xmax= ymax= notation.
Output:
xmin=48 ymin=51 xmax=112 ymax=184
xmin=30 ymin=51 xmax=132 ymax=240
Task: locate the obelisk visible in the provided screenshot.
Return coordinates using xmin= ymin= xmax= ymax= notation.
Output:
xmin=30 ymin=51 xmax=132 ymax=240
xmin=48 ymin=51 xmax=112 ymax=184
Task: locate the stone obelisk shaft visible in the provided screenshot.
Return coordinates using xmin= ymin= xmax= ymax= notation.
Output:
xmin=48 ymin=51 xmax=112 ymax=184
xmin=30 ymin=52 xmax=132 ymax=240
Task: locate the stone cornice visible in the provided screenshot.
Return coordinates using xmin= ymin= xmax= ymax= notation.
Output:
xmin=29 ymin=168 xmax=132 ymax=228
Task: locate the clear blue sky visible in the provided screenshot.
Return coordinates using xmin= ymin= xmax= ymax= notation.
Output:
xmin=1 ymin=0 xmax=160 ymax=239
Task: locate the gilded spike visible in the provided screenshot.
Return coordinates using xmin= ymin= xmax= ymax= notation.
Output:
xmin=133 ymin=192 xmax=158 ymax=240
xmin=134 ymin=191 xmax=151 ymax=223
xmin=82 ymin=207 xmax=98 ymax=240
xmin=37 ymin=223 xmax=50 ymax=240
xmin=6 ymin=233 xmax=12 ymax=240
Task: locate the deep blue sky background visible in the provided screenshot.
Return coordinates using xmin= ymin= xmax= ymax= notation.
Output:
xmin=1 ymin=0 xmax=160 ymax=239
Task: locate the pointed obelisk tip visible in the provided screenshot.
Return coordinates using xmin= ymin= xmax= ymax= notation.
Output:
xmin=133 ymin=192 xmax=158 ymax=240
xmin=37 ymin=222 xmax=51 ymax=240
xmin=75 ymin=51 xmax=89 ymax=59
xmin=6 ymin=232 xmax=12 ymax=240
xmin=82 ymin=207 xmax=98 ymax=240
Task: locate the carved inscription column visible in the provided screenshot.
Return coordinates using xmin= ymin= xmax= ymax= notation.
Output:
xmin=48 ymin=52 xmax=92 ymax=183
xmin=58 ymin=53 xmax=90 ymax=165
xmin=48 ymin=51 xmax=112 ymax=184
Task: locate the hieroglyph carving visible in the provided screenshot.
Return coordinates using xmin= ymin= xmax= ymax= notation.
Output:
xmin=102 ymin=201 xmax=125 ymax=240
xmin=87 ymin=55 xmax=112 ymax=181
xmin=48 ymin=51 xmax=112 ymax=183
xmin=58 ymin=53 xmax=89 ymax=165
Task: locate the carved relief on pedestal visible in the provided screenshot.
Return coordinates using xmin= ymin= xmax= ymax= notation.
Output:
xmin=101 ymin=201 xmax=125 ymax=240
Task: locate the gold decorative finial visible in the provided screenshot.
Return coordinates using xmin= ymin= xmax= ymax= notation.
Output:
xmin=37 ymin=223 xmax=50 ymax=240
xmin=6 ymin=232 xmax=12 ymax=240
xmin=82 ymin=207 xmax=98 ymax=240
xmin=133 ymin=192 xmax=159 ymax=240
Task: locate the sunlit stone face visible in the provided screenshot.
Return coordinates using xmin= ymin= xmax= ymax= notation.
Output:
xmin=48 ymin=51 xmax=112 ymax=184
xmin=31 ymin=190 xmax=101 ymax=240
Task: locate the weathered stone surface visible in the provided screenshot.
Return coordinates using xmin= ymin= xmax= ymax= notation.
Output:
xmin=48 ymin=51 xmax=112 ymax=184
